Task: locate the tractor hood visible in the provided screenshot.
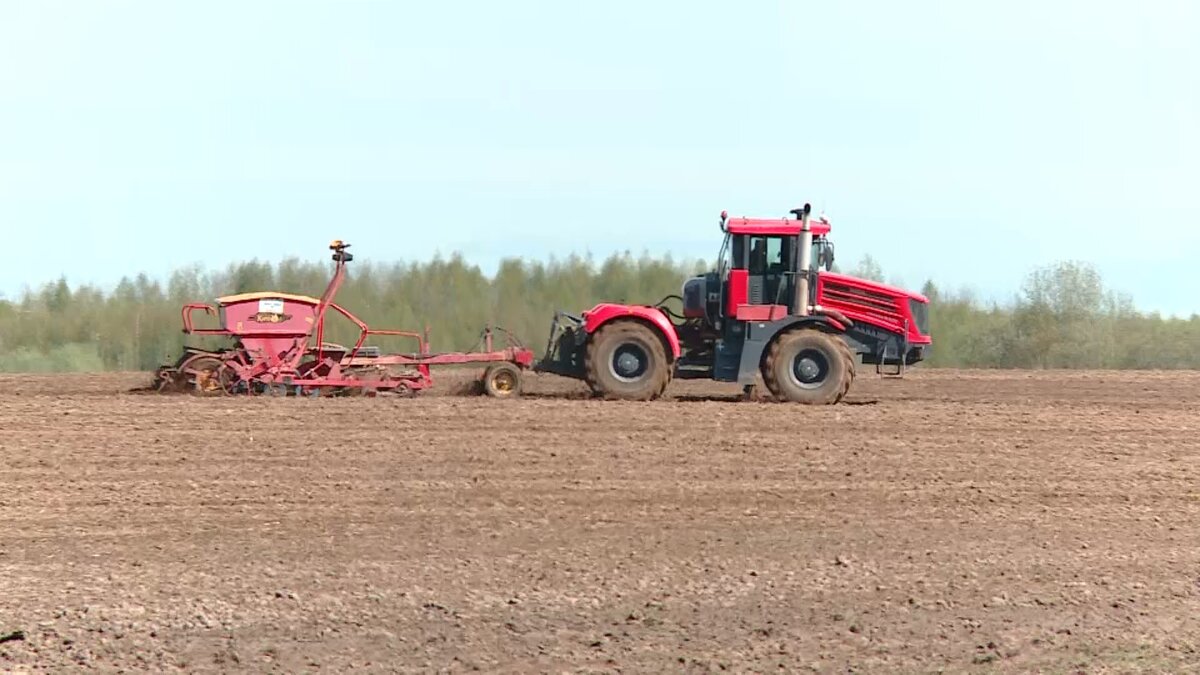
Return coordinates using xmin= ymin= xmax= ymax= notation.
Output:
xmin=819 ymin=272 xmax=929 ymax=304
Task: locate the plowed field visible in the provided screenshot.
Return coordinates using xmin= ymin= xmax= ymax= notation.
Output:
xmin=2 ymin=370 xmax=1199 ymax=673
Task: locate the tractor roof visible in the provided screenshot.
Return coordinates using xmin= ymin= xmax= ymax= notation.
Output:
xmin=725 ymin=216 xmax=832 ymax=237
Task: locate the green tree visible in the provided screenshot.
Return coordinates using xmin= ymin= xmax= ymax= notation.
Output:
xmin=851 ymin=254 xmax=884 ymax=282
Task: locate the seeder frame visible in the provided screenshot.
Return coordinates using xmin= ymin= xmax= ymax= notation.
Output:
xmin=155 ymin=241 xmax=534 ymax=398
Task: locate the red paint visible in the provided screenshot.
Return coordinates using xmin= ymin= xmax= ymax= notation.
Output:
xmin=581 ymin=303 xmax=682 ymax=359
xmin=726 ymin=269 xmax=749 ymax=316
xmin=735 ymin=304 xmax=789 ymax=322
xmin=220 ymin=297 xmax=319 ymax=335
xmin=181 ymin=304 xmax=219 ymax=334
xmin=732 ymin=305 xmax=845 ymax=331
xmin=816 ymin=273 xmax=931 ymax=345
xmin=820 ymin=272 xmax=928 ymax=303
xmin=725 ymin=216 xmax=832 ymax=237
xmin=818 ymin=316 xmax=846 ymax=332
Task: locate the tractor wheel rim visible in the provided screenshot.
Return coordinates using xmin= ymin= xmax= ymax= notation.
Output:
xmin=790 ymin=349 xmax=830 ymax=390
xmin=611 ymin=343 xmax=649 ymax=382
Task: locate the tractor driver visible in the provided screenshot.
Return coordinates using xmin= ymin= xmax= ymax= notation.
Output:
xmin=750 ymin=238 xmax=768 ymax=274
xmin=749 ymin=238 xmax=787 ymax=275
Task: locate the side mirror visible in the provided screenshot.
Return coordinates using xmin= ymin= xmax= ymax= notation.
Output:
xmin=820 ymin=244 xmax=835 ymax=271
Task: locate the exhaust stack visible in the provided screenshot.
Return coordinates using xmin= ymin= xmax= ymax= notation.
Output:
xmin=792 ymin=204 xmax=813 ymax=316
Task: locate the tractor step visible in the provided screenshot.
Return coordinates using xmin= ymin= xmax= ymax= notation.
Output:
xmin=673 ymin=365 xmax=715 ymax=380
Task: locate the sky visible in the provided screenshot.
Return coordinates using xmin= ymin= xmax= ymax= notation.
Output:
xmin=1 ymin=0 xmax=1197 ymax=315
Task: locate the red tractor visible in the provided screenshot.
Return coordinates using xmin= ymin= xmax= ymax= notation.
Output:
xmin=535 ymin=204 xmax=931 ymax=403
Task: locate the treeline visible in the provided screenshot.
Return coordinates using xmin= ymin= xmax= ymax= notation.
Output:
xmin=0 ymin=253 xmax=1196 ymax=372
xmin=917 ymin=262 xmax=1200 ymax=369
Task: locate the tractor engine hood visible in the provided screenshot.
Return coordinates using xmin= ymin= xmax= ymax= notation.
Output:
xmin=819 ymin=272 xmax=929 ymax=304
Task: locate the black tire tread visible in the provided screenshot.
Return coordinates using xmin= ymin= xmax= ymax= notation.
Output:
xmin=834 ymin=333 xmax=857 ymax=398
xmin=761 ymin=328 xmax=854 ymax=405
xmin=584 ymin=321 xmax=671 ymax=401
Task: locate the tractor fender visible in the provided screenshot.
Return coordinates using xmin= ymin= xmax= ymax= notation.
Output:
xmin=735 ymin=315 xmax=848 ymax=386
xmin=582 ymin=303 xmax=682 ymax=359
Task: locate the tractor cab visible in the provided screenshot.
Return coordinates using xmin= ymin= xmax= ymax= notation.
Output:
xmin=683 ymin=207 xmax=834 ymax=326
xmin=725 ymin=210 xmax=836 ymax=315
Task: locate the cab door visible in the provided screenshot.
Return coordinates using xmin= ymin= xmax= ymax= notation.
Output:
xmin=748 ymin=235 xmax=791 ymax=308
xmin=728 ymin=235 xmax=792 ymax=320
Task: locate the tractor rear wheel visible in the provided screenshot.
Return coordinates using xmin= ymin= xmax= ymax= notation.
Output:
xmin=584 ymin=321 xmax=670 ymax=401
xmin=762 ymin=329 xmax=855 ymax=404
xmin=482 ymin=363 xmax=522 ymax=398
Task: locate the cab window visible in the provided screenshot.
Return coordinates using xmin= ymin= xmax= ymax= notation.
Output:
xmin=748 ymin=236 xmax=786 ymax=274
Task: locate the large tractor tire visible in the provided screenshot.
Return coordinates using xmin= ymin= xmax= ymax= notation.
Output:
xmin=762 ymin=328 xmax=855 ymax=404
xmin=584 ymin=321 xmax=671 ymax=401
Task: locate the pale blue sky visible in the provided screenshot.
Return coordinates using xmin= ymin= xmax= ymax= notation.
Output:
xmin=2 ymin=1 xmax=1197 ymax=315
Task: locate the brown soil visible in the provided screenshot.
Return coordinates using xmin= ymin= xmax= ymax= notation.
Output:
xmin=2 ymin=369 xmax=1199 ymax=672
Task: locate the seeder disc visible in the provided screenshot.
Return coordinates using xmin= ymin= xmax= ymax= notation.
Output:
xmin=180 ymin=356 xmax=236 ymax=396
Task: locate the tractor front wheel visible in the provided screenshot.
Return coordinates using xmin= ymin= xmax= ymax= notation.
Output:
xmin=762 ymin=329 xmax=855 ymax=404
xmin=584 ymin=321 xmax=670 ymax=401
